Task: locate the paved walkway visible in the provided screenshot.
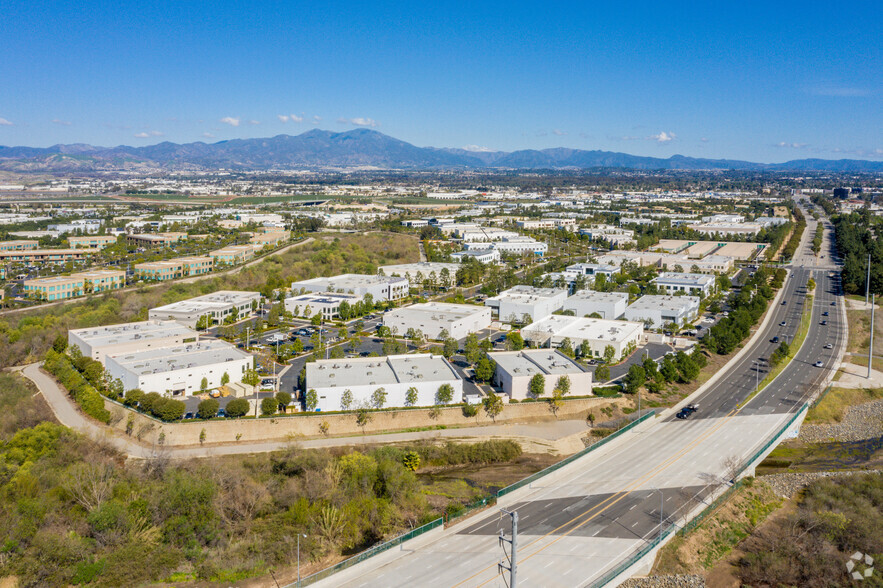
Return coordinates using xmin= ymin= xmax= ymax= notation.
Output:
xmin=18 ymin=362 xmax=590 ymax=459
xmin=835 ymin=361 xmax=883 ymax=389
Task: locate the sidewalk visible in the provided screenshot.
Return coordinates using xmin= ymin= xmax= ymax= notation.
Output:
xmin=834 ymin=362 xmax=883 ymax=389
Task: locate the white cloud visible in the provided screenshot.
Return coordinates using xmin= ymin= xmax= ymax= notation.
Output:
xmin=0 ymin=117 xmax=13 ymax=126
xmin=350 ymin=117 xmax=378 ymax=127
xmin=312 ymin=115 xmax=322 ymax=125
xmin=776 ymin=141 xmax=809 ymax=149
xmin=149 ymin=130 xmax=163 ymax=136
xmin=134 ymin=132 xmax=150 ymax=138
xmin=220 ymin=117 xmax=240 ymax=127
xmin=552 ymin=129 xmax=567 ymax=136
xmin=291 ymin=114 xmax=304 ymax=123
xmin=649 ymin=131 xmax=675 ymax=143
xmin=134 ymin=130 xmax=163 ymax=138
xmin=248 ymin=120 xmax=260 ymax=125
xmin=52 ymin=118 xmax=72 ymax=126
xmin=278 ymin=114 xmax=290 ymax=122
xmin=462 ymin=144 xmax=494 ymax=152
xmin=202 ymin=132 xmax=215 ymax=139
xmin=700 ymin=137 xmax=709 ymax=142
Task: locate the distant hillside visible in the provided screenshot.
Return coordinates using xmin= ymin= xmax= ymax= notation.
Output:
xmin=1 ymin=128 xmax=881 ymax=172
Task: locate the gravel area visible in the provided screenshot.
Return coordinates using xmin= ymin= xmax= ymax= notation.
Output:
xmin=760 ymin=470 xmax=883 ymax=498
xmin=621 ymin=575 xmax=705 ymax=588
xmin=799 ymin=399 xmax=883 ymax=443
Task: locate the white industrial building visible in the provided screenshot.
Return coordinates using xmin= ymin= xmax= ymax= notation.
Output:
xmin=452 ymin=249 xmax=500 ymax=264
xmin=463 ymin=236 xmax=548 ymax=256
xmin=564 ymin=263 xmax=620 ymax=279
xmin=382 ymin=302 xmax=492 ymax=340
xmin=291 ymin=274 xmax=409 ymax=302
xmin=563 ymin=290 xmax=629 ymax=319
xmin=149 ymin=290 xmax=261 ymax=328
xmin=489 ymin=349 xmax=592 ymax=401
xmin=652 ymin=272 xmax=716 ymax=297
xmin=68 ymin=320 xmax=199 ymax=364
xmin=624 ymin=295 xmax=700 ymax=330
xmin=284 ymin=292 xmax=363 ymax=320
xmin=521 ymin=315 xmax=643 ymax=362
xmin=306 ymin=354 xmax=463 ymax=411
xmin=485 ymin=285 xmax=568 ymax=324
xmin=105 ymin=339 xmax=253 ymax=396
xmin=380 ymin=262 xmax=460 ymax=287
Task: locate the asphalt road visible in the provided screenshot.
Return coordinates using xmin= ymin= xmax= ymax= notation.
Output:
xmin=322 ymin=204 xmax=848 ymax=588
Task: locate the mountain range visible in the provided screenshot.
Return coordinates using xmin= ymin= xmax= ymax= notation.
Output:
xmin=1 ymin=128 xmax=881 ymax=173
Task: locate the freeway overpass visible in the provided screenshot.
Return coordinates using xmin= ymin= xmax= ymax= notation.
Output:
xmin=315 ymin=205 xmax=845 ymax=588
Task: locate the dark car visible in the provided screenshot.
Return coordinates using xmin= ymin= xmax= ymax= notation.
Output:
xmin=820 ymin=320 xmax=828 ymax=326
xmin=771 ymin=336 xmax=780 ymax=343
xmin=676 ymin=404 xmax=699 ymax=419
xmin=822 ymin=311 xmax=829 ymax=316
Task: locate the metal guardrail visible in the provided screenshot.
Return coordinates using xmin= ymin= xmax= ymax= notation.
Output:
xmin=497 ymin=411 xmax=654 ymax=498
xmin=293 ymin=517 xmax=444 ymax=587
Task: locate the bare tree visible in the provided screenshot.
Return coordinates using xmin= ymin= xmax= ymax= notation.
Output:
xmin=722 ymin=454 xmax=742 ymax=485
xmin=62 ymin=462 xmax=115 ymax=512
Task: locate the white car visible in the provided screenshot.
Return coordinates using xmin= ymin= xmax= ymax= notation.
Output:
xmin=824 ymin=343 xmax=833 ymax=349
xmin=814 ymin=361 xmax=824 ymax=367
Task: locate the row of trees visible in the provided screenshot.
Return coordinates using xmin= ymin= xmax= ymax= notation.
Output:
xmin=623 ymin=349 xmax=708 ymax=394
xmin=703 ymin=266 xmax=776 ymax=355
xmin=832 ymin=210 xmax=883 ymax=295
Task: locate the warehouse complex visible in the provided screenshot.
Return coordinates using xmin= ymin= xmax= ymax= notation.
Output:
xmin=306 ymin=354 xmax=463 ymax=411
xmin=489 ymin=349 xmax=592 ymax=401
xmin=149 ymin=290 xmax=260 ymax=328
xmin=382 ymin=302 xmax=492 ymax=340
xmin=69 ymin=320 xmax=199 ymax=363
xmin=522 ymin=315 xmax=644 ymax=361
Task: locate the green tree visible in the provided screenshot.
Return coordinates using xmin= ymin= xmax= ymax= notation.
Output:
xmin=559 ymin=337 xmax=574 ymax=357
xmin=275 ymin=391 xmax=291 ymax=412
xmin=225 ymin=398 xmax=250 ymax=418
xmin=603 ymin=345 xmax=616 ymax=364
xmin=355 ymin=408 xmax=372 ymax=432
xmin=594 ymin=364 xmax=610 ymax=382
xmin=555 ymin=374 xmax=571 ymax=396
xmin=624 ymin=364 xmax=646 ymax=394
xmin=305 ymin=389 xmax=319 ymax=411
xmin=442 ymin=337 xmax=458 ymax=359
xmin=402 ymin=451 xmax=421 ymax=471
xmin=464 ymin=333 xmax=481 ymax=364
xmin=260 ymin=396 xmax=278 ymax=416
xmin=341 ymin=389 xmax=354 ymax=410
xmin=436 ymin=383 xmax=454 ymax=405
xmin=529 ymin=373 xmax=546 ymax=398
xmin=405 ymin=386 xmax=418 ymax=407
xmin=196 ymin=314 xmax=211 ymax=331
xmin=474 ymin=356 xmax=496 ymax=383
xmin=220 ymin=371 xmax=230 ymax=386
xmin=579 ymin=339 xmax=592 ymax=358
xmin=200 ymin=377 xmax=208 ymax=394
xmin=483 ymin=393 xmax=503 ymax=422
xmin=371 ymin=387 xmax=387 ymax=409
xmin=52 ymin=334 xmax=68 ymax=353
xmin=506 ymin=331 xmax=524 ymax=351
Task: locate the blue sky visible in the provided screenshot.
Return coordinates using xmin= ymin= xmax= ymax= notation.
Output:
xmin=1 ymin=0 xmax=880 ymax=161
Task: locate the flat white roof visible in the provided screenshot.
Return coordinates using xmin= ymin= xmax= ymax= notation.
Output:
xmin=490 ymin=349 xmax=586 ymax=377
xmin=109 ymin=339 xmax=250 ymax=375
xmin=287 ymin=292 xmax=362 ymax=304
xmin=152 ymin=290 xmax=259 ymax=314
xmin=70 ymin=320 xmax=197 ymax=348
xmin=293 ymin=273 xmax=407 ymax=289
xmin=567 ymin=290 xmax=630 ymax=304
xmin=381 ymin=262 xmax=459 ymax=275
xmin=653 ymin=272 xmax=715 ymax=286
xmin=628 ymin=295 xmax=700 ymax=312
xmin=387 ymin=302 xmax=488 ymax=322
xmin=307 ymin=354 xmax=459 ymax=389
xmin=489 ymin=285 xmax=567 ymax=303
xmin=524 ymin=315 xmax=643 ymax=343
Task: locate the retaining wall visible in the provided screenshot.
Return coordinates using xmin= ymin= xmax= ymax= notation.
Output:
xmin=103 ymin=395 xmax=626 ymax=447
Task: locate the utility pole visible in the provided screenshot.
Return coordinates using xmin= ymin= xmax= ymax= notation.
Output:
xmin=869 ymin=293 xmax=875 ymax=379
xmin=498 ymin=508 xmax=518 ymax=587
xmin=867 ymin=254 xmax=871 ymax=307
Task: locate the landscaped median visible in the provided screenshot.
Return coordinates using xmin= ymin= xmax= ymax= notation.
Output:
xmin=739 ymin=294 xmax=813 ymax=408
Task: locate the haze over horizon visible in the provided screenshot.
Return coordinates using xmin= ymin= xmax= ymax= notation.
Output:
xmin=1 ymin=1 xmax=881 ymax=162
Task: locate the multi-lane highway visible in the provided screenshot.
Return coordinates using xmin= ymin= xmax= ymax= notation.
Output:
xmin=319 ymin=204 xmax=845 ymax=588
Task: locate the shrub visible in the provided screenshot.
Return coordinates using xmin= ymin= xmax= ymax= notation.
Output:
xmin=197 ymin=398 xmax=219 ymax=420
xmin=225 ymin=398 xmax=250 ymax=418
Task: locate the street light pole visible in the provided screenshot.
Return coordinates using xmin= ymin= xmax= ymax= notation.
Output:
xmin=297 ymin=533 xmax=307 ymax=587
xmin=498 ymin=508 xmax=518 ymax=587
